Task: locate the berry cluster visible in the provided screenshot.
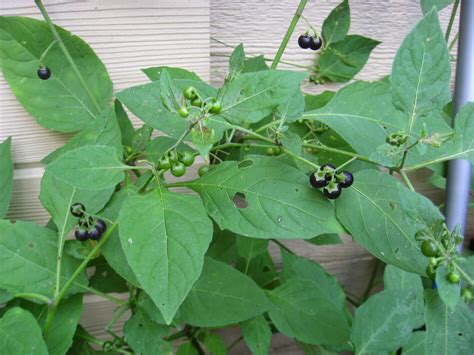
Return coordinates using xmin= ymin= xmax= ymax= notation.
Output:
xmin=37 ymin=66 xmax=51 ymax=80
xmin=265 ymin=147 xmax=282 ymax=156
xmin=70 ymin=203 xmax=107 ymax=241
xmin=177 ymin=86 xmax=222 ymax=118
xmin=158 ymin=150 xmax=195 ymax=177
xmin=309 ymin=164 xmax=353 ymax=199
xmin=298 ymin=35 xmax=323 ymax=51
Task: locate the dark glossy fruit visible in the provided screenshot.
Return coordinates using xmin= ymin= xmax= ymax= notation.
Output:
xmin=323 ymin=183 xmax=342 ymax=200
xmin=75 ymin=229 xmax=89 ymax=241
xmin=37 ymin=67 xmax=51 ymax=80
xmin=209 ymin=100 xmax=222 ymax=114
xmin=159 ymin=156 xmax=172 ymax=170
xmin=198 ymin=166 xmax=209 ymax=176
xmin=70 ymin=203 xmax=86 ymax=217
xmin=95 ymin=219 xmax=107 ymax=233
xmin=191 ymin=97 xmax=203 ymax=107
xmin=447 ymin=271 xmax=460 ymax=284
xmin=298 ymin=35 xmax=311 ymax=49
xmin=339 ymin=171 xmax=354 ymax=188
xmin=178 ymin=107 xmax=189 ymax=118
xmin=309 ymin=36 xmax=323 ymax=50
xmin=170 ymin=162 xmax=186 ymax=177
xmin=309 ymin=171 xmax=329 ymax=188
xmin=183 ymin=86 xmax=197 ymax=100
xmin=179 ymin=151 xmax=195 ymax=167
xmin=89 ymin=227 xmax=102 ymax=241
xmin=421 ymin=240 xmax=438 ymax=257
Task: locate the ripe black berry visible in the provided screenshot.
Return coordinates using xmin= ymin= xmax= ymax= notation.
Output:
xmin=309 ymin=171 xmax=329 ymax=188
xmin=70 ymin=203 xmax=86 ymax=218
xmin=339 ymin=171 xmax=354 ymax=188
xmin=95 ymin=219 xmax=107 ymax=234
xmin=309 ymin=37 xmax=323 ymax=50
xmin=75 ymin=229 xmax=89 ymax=241
xmin=298 ymin=35 xmax=311 ymax=49
xmin=37 ymin=67 xmax=51 ymax=80
xmin=323 ymin=183 xmax=342 ymax=200
xmin=89 ymin=227 xmax=102 ymax=241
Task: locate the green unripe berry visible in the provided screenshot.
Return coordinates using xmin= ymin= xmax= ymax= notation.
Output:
xmin=209 ymin=99 xmax=222 ymax=114
xmin=178 ymin=107 xmax=189 ymax=118
xmin=124 ymin=146 xmax=133 ymax=154
xmin=266 ymin=147 xmax=275 ymax=156
xmin=198 ymin=166 xmax=209 ymax=177
xmin=168 ymin=151 xmax=178 ymax=163
xmin=179 ymin=151 xmax=195 ymax=167
xmin=429 ymin=257 xmax=438 ymax=267
xmin=426 ymin=265 xmax=436 ymax=279
xmin=159 ymin=156 xmax=172 ymax=170
xmin=447 ymin=271 xmax=460 ymax=284
xmin=191 ymin=97 xmax=203 ymax=107
xmin=461 ymin=288 xmax=473 ymax=301
xmin=183 ymin=86 xmax=197 ymax=100
xmin=420 ymin=240 xmax=438 ymax=257
xmin=170 ymin=162 xmax=186 ymax=177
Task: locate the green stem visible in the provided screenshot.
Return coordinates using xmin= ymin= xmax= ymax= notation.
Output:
xmin=106 ymin=304 xmax=129 ymax=339
xmin=445 ymin=0 xmax=460 ymax=42
xmin=453 ymin=261 xmax=474 ymax=286
xmin=228 ymin=335 xmax=244 ymax=350
xmin=164 ymin=329 xmax=188 ymax=342
xmin=335 ymin=156 xmax=358 ymax=171
xmin=14 ymin=293 xmax=51 ymax=304
xmin=300 ymin=14 xmax=319 ymax=37
xmin=399 ymin=170 xmax=415 ymax=192
xmin=303 ymin=143 xmax=372 ymax=163
xmin=35 ymin=0 xmax=102 ymax=114
xmin=44 ymin=222 xmax=118 ymax=336
xmin=271 ymin=239 xmax=296 ymax=255
xmin=449 ymin=32 xmax=459 ymax=52
xmin=78 ymin=284 xmax=128 ymax=306
xmin=281 ymin=147 xmax=319 ymax=170
xmin=38 ymin=39 xmax=58 ymax=66
xmin=271 ymin=0 xmax=309 ymax=69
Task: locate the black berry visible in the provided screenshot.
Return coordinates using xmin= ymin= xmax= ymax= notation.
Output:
xmin=89 ymin=227 xmax=102 ymax=241
xmin=75 ymin=229 xmax=89 ymax=241
xmin=323 ymin=183 xmax=342 ymax=199
xmin=309 ymin=171 xmax=329 ymax=188
xmin=309 ymin=36 xmax=323 ymax=50
xmin=298 ymin=35 xmax=311 ymax=49
xmin=95 ymin=219 xmax=107 ymax=233
xmin=339 ymin=171 xmax=354 ymax=188
xmin=70 ymin=203 xmax=86 ymax=217
xmin=37 ymin=67 xmax=51 ymax=80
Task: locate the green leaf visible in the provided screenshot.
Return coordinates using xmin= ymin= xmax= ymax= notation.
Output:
xmin=119 ymin=187 xmax=213 ymax=324
xmin=241 ymin=315 xmax=272 ymax=355
xmin=137 ymin=292 xmax=180 ymax=326
xmin=177 ymin=342 xmax=198 ymax=355
xmin=124 ymin=310 xmax=171 ymax=355
xmin=206 ymin=227 xmax=238 ymax=264
xmin=350 ymin=289 xmax=418 ymax=354
xmin=0 ymin=308 xmax=48 ymax=354
xmin=424 ymin=289 xmax=474 ymax=355
xmin=191 ymin=126 xmax=216 ymax=157
xmin=268 ymin=250 xmax=351 ymax=346
xmin=180 ymin=257 xmax=270 ymax=327
xmin=421 ymin=0 xmax=453 ymax=14
xmin=183 ymin=155 xmax=343 ymax=239
xmin=242 ymin=55 xmax=269 ymax=73
xmin=304 ymin=91 xmax=335 ymax=111
xmin=142 ymin=66 xmax=202 ymax=81
xmin=160 ymin=69 xmax=183 ymax=111
xmin=115 ymin=100 xmax=135 ymax=147
xmin=402 ymin=331 xmax=426 ymax=355
xmin=0 ymin=137 xmax=13 ymax=218
xmin=391 ymin=10 xmax=451 ymax=131
xmin=46 ymin=145 xmax=127 ymax=190
xmin=217 ymin=70 xmax=307 ymax=124
xmin=200 ymin=332 xmax=228 ymax=355
xmin=89 ymin=258 xmax=128 ymax=293
xmin=0 ymin=220 xmax=87 ymax=298
xmin=0 ymin=17 xmax=112 ymax=132
xmin=336 ymin=170 xmax=442 ymax=274
xmin=276 ymin=89 xmax=306 ymax=123
xmin=435 ymin=265 xmax=461 ymax=309
xmin=383 ymin=264 xmax=425 ymax=327
xmin=236 ymin=251 xmax=278 ymax=288
xmin=317 ymin=35 xmax=379 ymax=83
xmin=236 ymin=237 xmax=269 ymax=261
xmin=303 ymin=81 xmax=406 ymax=162
xmin=132 ymin=125 xmax=154 ymax=153
xmin=229 ymin=43 xmax=245 ymax=79
xmin=306 ymin=234 xmax=343 ymax=246
xmin=322 ymin=0 xmax=350 ymax=45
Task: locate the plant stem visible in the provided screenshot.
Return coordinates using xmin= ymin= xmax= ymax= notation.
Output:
xmin=106 ymin=304 xmax=129 ymax=339
xmin=164 ymin=329 xmax=188 ymax=342
xmin=335 ymin=156 xmax=358 ymax=171
xmin=35 ymin=0 xmax=102 ymax=114
xmin=44 ymin=222 xmax=118 ymax=336
xmin=303 ymin=143 xmax=372 ymax=163
xmin=271 ymin=0 xmax=309 ymax=69
xmin=449 ymin=32 xmax=459 ymax=52
xmin=14 ymin=293 xmax=51 ymax=304
xmin=228 ymin=335 xmax=244 ymax=350
xmin=445 ymin=0 xmax=460 ymax=42
xmin=300 ymin=14 xmax=319 ymax=36
xmin=78 ymin=284 xmax=128 ymax=306
xmin=38 ymin=39 xmax=58 ymax=66
xmin=399 ymin=170 xmax=415 ymax=192
xmin=271 ymin=239 xmax=295 ymax=255
xmin=281 ymin=147 xmax=320 ymax=170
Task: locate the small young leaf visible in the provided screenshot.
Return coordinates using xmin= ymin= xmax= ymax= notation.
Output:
xmin=306 ymin=233 xmax=343 ymax=246
xmin=0 ymin=17 xmax=112 ymax=132
xmin=200 ymin=332 xmax=228 ymax=355
xmin=236 ymin=237 xmax=269 ymax=261
xmin=0 ymin=308 xmax=48 ymax=354
xmin=241 ymin=315 xmax=272 ymax=355
xmin=435 ymin=265 xmax=461 ymax=309
xmin=0 ymin=137 xmax=13 ymax=218
xmin=119 ymin=187 xmax=213 ymax=324
xmin=46 ymin=145 xmax=127 ymax=190
xmin=177 ymin=342 xmax=198 ymax=355
xmin=160 ymin=69 xmax=183 ymax=111
xmin=322 ymin=0 xmax=350 ymax=45
xmin=115 ymin=100 xmax=135 ymax=147
xmin=142 ymin=66 xmax=202 ymax=81
xmin=229 ymin=43 xmax=246 ymax=79
xmin=304 ymin=91 xmax=335 ymax=111
xmin=421 ymin=0 xmax=453 ymax=14
xmin=180 ymin=257 xmax=270 ymax=327
xmin=350 ymin=289 xmax=418 ymax=354
xmin=242 ymin=55 xmax=269 ymax=73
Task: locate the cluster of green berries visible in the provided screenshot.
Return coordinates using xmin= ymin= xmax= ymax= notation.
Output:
xmin=158 ymin=150 xmax=195 ymax=177
xmin=309 ymin=164 xmax=353 ymax=199
xmin=298 ymin=34 xmax=323 ymax=50
xmin=37 ymin=66 xmax=51 ymax=80
xmin=177 ymin=86 xmax=222 ymax=118
xmin=265 ymin=147 xmax=283 ymax=156
xmin=70 ymin=203 xmax=107 ymax=241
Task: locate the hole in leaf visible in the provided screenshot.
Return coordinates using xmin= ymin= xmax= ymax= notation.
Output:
xmin=238 ymin=160 xmax=253 ymax=169
xmin=295 ymin=188 xmax=299 ymax=192
xmin=389 ymin=202 xmax=397 ymax=210
xmin=28 ymin=242 xmax=35 ymax=249
xmin=458 ymin=332 xmax=463 ymax=337
xmin=232 ymin=192 xmax=248 ymax=209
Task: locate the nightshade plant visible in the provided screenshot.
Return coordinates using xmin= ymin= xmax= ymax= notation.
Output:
xmin=0 ymin=0 xmax=473 ymax=354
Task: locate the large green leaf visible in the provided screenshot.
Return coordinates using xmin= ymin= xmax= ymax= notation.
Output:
xmin=303 ymin=81 xmax=406 ymax=162
xmin=0 ymin=17 xmax=112 ymax=132
xmin=217 ymin=70 xmax=307 ymax=124
xmin=0 ymin=308 xmax=48 ymax=354
xmin=46 ymin=145 xmax=127 ymax=190
xmin=322 ymin=0 xmax=350 ymax=45
xmin=119 ymin=187 xmax=213 ymax=324
xmin=336 ymin=170 xmax=443 ymax=274
xmin=268 ymin=251 xmax=351 ymax=346
xmin=241 ymin=315 xmax=272 ymax=355
xmin=317 ymin=35 xmax=379 ymax=83
xmin=383 ymin=264 xmax=425 ymax=328
xmin=391 ymin=10 xmax=451 ymax=135
xmin=180 ymin=257 xmax=270 ymax=327
xmin=0 ymin=220 xmax=87 ymax=298
xmin=123 ymin=310 xmax=171 ymax=355
xmin=421 ymin=0 xmax=453 ymax=14
xmin=424 ymin=290 xmax=474 ymax=354
xmin=350 ymin=289 xmax=418 ymax=354
xmin=0 ymin=137 xmax=13 ymax=218
xmin=402 ymin=331 xmax=426 ymax=355
xmin=182 ymin=155 xmax=343 ymax=239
